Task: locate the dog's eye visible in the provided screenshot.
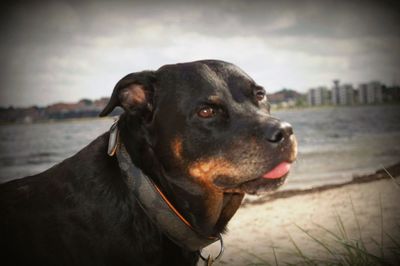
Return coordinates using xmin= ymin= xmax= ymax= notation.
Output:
xmin=255 ymin=90 xmax=266 ymax=101
xmin=197 ymin=106 xmax=216 ymax=118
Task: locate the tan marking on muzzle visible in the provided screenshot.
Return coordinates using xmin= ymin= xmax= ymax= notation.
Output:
xmin=188 ymin=158 xmax=239 ymax=183
xmin=289 ymin=135 xmax=298 ymax=161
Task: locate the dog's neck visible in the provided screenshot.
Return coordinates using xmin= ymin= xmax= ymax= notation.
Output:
xmin=117 ymin=114 xmax=244 ymax=237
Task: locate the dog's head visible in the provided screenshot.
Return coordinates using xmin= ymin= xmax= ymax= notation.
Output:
xmin=101 ymin=60 xmax=297 ymax=196
xmin=101 ymin=60 xmax=298 ymax=234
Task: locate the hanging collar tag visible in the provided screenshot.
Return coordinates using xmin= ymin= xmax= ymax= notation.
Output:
xmin=107 ymin=118 xmax=119 ymax=156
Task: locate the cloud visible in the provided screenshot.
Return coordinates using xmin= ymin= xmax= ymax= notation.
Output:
xmin=0 ymin=0 xmax=399 ymax=106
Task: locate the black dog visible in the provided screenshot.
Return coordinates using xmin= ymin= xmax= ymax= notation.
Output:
xmin=0 ymin=60 xmax=297 ymax=265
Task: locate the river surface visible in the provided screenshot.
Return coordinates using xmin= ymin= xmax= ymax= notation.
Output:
xmin=1 ymin=105 xmax=399 ymax=190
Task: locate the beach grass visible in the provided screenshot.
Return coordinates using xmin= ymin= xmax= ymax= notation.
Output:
xmin=241 ymin=169 xmax=400 ymax=266
xmin=243 ymin=209 xmax=399 ymax=266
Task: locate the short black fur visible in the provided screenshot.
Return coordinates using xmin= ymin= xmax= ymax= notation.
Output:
xmin=0 ymin=59 xmax=297 ymax=266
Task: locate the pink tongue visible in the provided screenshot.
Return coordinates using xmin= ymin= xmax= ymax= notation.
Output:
xmin=263 ymin=162 xmax=291 ymax=179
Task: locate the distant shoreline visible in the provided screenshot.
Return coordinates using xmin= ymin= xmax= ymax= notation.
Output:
xmin=0 ymin=116 xmax=116 ymax=126
xmin=271 ymin=101 xmax=400 ymax=111
xmin=1 ymin=103 xmax=399 ymax=126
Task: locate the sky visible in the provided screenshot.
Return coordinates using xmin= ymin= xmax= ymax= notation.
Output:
xmin=0 ymin=0 xmax=399 ymax=107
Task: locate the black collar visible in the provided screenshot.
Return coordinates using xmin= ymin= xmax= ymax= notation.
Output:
xmin=107 ymin=119 xmax=220 ymax=252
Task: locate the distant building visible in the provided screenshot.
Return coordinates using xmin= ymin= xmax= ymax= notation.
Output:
xmin=331 ymin=79 xmax=341 ymax=105
xmin=307 ymin=87 xmax=329 ymax=106
xmin=331 ymin=80 xmax=354 ymax=105
xmin=340 ymin=84 xmax=355 ymax=105
xmin=279 ymin=99 xmax=296 ymax=108
xmin=358 ymin=81 xmax=383 ymax=104
xmin=358 ymin=83 xmax=367 ymax=104
xmin=307 ymin=88 xmax=316 ymax=106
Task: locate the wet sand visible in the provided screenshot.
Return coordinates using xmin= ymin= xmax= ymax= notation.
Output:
xmin=200 ymin=163 xmax=400 ymax=265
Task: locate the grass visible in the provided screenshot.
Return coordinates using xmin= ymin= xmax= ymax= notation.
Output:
xmin=243 ymin=208 xmax=399 ymax=266
xmin=289 ymin=211 xmax=391 ymax=265
xmin=241 ymin=168 xmax=400 ymax=266
xmin=283 ymin=170 xmax=400 ymax=266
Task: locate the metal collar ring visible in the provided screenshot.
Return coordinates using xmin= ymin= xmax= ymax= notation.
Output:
xmin=198 ymin=233 xmax=224 ymax=261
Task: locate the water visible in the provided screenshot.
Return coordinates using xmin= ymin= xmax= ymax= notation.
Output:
xmin=0 ymin=106 xmax=399 ymax=190
xmin=0 ymin=119 xmax=113 ymax=183
xmin=277 ymin=105 xmax=400 ymax=189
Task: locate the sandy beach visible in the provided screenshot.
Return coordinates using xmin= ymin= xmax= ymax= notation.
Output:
xmin=200 ymin=164 xmax=400 ymax=265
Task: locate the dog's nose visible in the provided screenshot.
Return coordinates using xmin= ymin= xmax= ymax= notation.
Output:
xmin=264 ymin=120 xmax=293 ymax=143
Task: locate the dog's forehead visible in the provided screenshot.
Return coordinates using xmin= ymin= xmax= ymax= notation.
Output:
xmin=156 ymin=60 xmax=255 ymax=99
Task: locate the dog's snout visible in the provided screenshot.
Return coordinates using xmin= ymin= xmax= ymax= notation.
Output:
xmin=264 ymin=120 xmax=293 ymax=144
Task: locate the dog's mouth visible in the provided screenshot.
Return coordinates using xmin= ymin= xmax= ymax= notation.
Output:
xmin=262 ymin=161 xmax=291 ymax=179
xmin=219 ymin=161 xmax=292 ymax=195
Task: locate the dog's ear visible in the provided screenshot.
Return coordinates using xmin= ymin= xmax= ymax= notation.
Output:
xmin=99 ymin=71 xmax=156 ymax=117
